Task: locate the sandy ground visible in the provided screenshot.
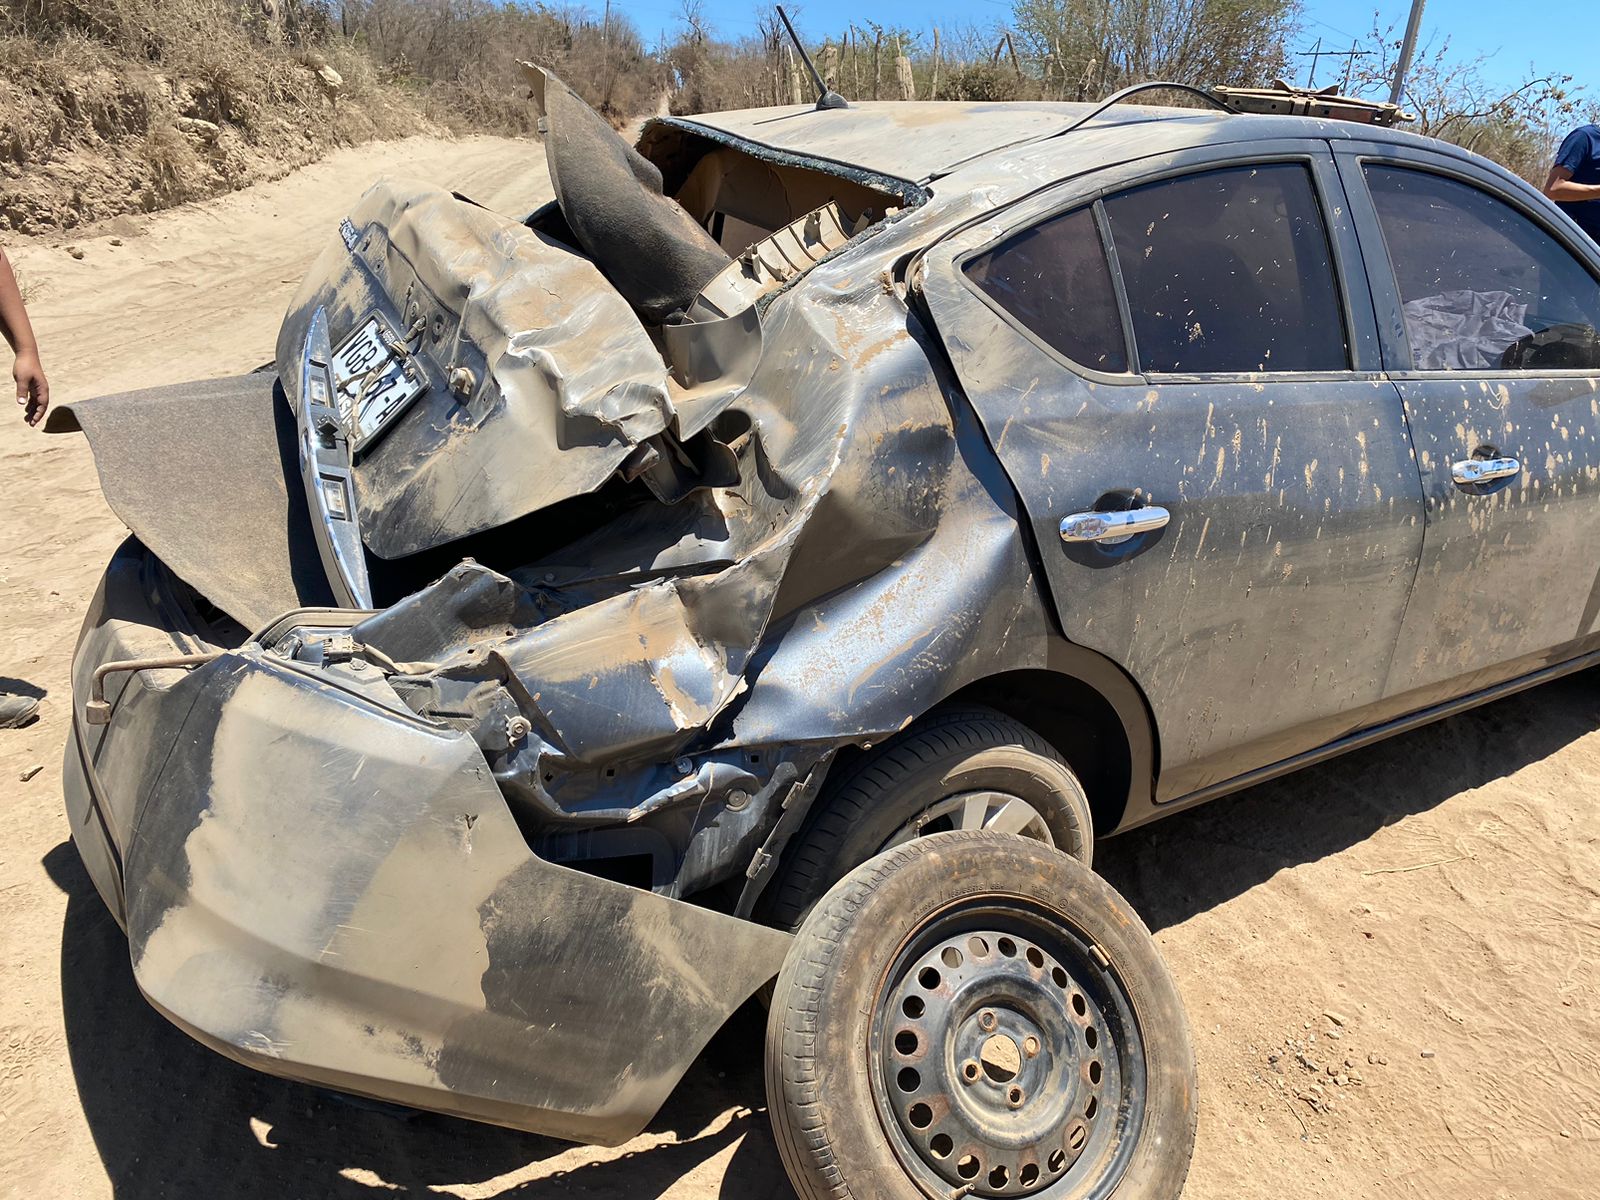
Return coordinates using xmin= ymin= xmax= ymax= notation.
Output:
xmin=2 ymin=134 xmax=1598 ymax=1200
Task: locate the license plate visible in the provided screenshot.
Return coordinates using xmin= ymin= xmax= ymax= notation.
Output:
xmin=330 ymin=316 xmax=426 ymax=446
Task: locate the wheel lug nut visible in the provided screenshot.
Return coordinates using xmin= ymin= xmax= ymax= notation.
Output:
xmin=979 ymin=1010 xmax=997 ymax=1031
xmin=1023 ymin=1035 xmax=1040 ymax=1058
xmin=961 ymin=1059 xmax=980 ymax=1084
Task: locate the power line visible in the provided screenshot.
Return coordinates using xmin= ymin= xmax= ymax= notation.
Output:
xmin=1301 ymin=14 xmax=1364 ymax=42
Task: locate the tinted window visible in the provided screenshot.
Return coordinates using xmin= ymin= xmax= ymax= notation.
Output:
xmin=1366 ymin=165 xmax=1600 ymax=371
xmin=964 ymin=205 xmax=1129 ymax=373
xmin=1104 ymin=163 xmax=1349 ymax=373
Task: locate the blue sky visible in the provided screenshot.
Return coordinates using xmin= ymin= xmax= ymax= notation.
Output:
xmin=619 ymin=0 xmax=1593 ymax=97
xmin=1289 ymin=1 xmax=1591 ymax=94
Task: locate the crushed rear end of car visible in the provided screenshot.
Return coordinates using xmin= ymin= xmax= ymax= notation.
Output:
xmin=50 ymin=70 xmax=1060 ymax=1139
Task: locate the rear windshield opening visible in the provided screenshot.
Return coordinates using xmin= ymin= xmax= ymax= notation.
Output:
xmin=637 ymin=122 xmax=910 ymax=256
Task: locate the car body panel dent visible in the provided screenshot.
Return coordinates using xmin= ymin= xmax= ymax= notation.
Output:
xmin=276 ymin=180 xmax=694 ymax=561
xmin=56 ymin=85 xmax=1600 ymax=1152
xmin=106 ymin=650 xmax=789 ymax=1145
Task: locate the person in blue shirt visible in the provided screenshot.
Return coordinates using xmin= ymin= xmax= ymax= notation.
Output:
xmin=1545 ymin=124 xmax=1600 ymax=246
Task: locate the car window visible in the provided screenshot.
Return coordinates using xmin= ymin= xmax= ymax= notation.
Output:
xmin=963 ymin=204 xmax=1129 ymax=374
xmin=1103 ymin=163 xmax=1349 ymax=374
xmin=1364 ymin=164 xmax=1600 ymax=372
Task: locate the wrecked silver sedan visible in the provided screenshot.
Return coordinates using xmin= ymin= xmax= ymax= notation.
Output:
xmin=55 ymin=66 xmax=1600 ymax=1200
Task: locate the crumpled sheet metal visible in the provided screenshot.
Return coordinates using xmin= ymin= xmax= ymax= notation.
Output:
xmin=277 ymin=181 xmax=679 ymax=559
xmin=110 ymin=649 xmax=789 ymax=1144
xmin=363 ymin=552 xmax=776 ymax=770
xmin=353 ymin=215 xmax=1057 ymax=864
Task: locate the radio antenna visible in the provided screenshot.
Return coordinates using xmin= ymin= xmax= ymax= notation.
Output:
xmin=776 ymin=6 xmax=848 ymax=110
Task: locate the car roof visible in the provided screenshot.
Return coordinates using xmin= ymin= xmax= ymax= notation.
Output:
xmin=656 ymin=100 xmax=1448 ymax=186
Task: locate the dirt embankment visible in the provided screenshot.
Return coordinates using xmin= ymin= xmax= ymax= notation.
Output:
xmin=0 ymin=135 xmax=1597 ymax=1200
xmin=0 ymin=0 xmax=539 ymax=235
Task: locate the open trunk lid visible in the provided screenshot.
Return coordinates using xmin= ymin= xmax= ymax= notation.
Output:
xmin=275 ymin=180 xmax=685 ymax=563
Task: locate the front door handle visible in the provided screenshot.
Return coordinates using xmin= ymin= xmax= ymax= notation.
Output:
xmin=1450 ymin=456 xmax=1520 ymax=487
xmin=1059 ymin=505 xmax=1171 ymax=544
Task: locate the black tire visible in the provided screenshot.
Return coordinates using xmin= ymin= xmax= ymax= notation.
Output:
xmin=764 ymin=706 xmax=1094 ymax=931
xmin=766 ymin=832 xmax=1196 ymax=1200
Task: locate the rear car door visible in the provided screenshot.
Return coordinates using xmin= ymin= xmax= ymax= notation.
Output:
xmin=1334 ymin=144 xmax=1600 ymax=701
xmin=916 ymin=141 xmax=1427 ymax=800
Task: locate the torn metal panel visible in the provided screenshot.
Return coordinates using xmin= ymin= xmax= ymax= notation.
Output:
xmin=317 ymin=237 xmax=1061 ymax=890
xmin=44 ymin=375 xmax=334 ymax=628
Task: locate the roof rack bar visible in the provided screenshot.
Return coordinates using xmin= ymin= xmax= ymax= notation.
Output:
xmin=1055 ymin=81 xmax=1239 ymax=137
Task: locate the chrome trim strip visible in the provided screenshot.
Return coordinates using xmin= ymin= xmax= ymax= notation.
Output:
xmin=298 ymin=306 xmax=372 ymax=607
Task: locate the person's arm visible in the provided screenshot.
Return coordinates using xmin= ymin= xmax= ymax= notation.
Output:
xmin=1545 ymin=165 xmax=1600 ymax=204
xmin=1545 ymin=129 xmax=1600 ymax=206
xmin=0 ymin=246 xmax=48 ymax=426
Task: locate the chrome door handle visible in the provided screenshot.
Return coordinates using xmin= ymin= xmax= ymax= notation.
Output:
xmin=1450 ymin=456 xmax=1520 ymax=486
xmin=1059 ymin=505 xmax=1171 ymax=544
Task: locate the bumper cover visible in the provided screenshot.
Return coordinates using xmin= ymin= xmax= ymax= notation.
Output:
xmin=66 ymin=545 xmax=790 ymax=1145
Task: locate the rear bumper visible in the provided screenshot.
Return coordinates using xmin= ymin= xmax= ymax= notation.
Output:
xmin=65 ymin=542 xmax=790 ymax=1145
xmin=65 ymin=538 xmax=239 ymax=929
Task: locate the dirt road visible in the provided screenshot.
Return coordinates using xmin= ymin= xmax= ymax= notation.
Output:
xmin=2 ymin=135 xmax=1597 ymax=1200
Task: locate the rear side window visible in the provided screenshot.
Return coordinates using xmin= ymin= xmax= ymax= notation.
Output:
xmin=1365 ymin=164 xmax=1600 ymax=371
xmin=1104 ymin=163 xmax=1349 ymax=373
xmin=964 ymin=205 xmax=1129 ymax=374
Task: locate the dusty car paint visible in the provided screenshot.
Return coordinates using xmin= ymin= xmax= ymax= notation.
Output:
xmin=67 ymin=541 xmax=788 ymax=1143
xmin=55 ymin=84 xmax=1600 ymax=1143
xmin=914 ymin=140 xmax=1429 ymax=799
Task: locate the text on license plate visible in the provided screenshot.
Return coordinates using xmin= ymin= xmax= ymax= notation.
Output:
xmin=330 ymin=316 xmax=426 ymax=445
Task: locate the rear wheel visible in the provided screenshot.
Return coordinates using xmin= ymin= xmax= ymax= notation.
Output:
xmin=766 ymin=832 xmax=1196 ymax=1200
xmin=764 ymin=707 xmax=1094 ymax=930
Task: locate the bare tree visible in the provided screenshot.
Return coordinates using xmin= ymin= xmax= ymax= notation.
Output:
xmin=1011 ymin=0 xmax=1298 ymax=100
xmin=1346 ymin=19 xmax=1586 ymax=182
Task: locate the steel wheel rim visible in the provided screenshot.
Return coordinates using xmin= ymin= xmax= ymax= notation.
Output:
xmin=868 ymin=899 xmax=1146 ymax=1198
xmin=880 ymin=791 xmax=1054 ymax=852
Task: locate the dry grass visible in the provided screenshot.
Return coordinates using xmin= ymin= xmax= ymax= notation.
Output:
xmin=0 ymin=0 xmax=676 ymax=230
xmin=0 ymin=0 xmax=536 ymax=231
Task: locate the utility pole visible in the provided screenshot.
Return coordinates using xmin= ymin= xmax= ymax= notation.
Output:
xmin=1388 ymin=0 xmax=1426 ymax=107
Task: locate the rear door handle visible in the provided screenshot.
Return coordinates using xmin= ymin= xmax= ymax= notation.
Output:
xmin=1450 ymin=456 xmax=1520 ymax=486
xmin=1059 ymin=505 xmax=1171 ymax=544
